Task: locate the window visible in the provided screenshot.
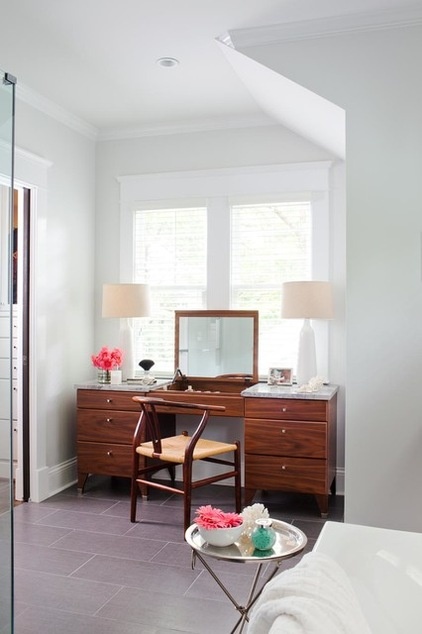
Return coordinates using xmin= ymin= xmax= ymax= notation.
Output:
xmin=231 ymin=201 xmax=311 ymax=372
xmin=133 ymin=206 xmax=207 ymax=372
xmin=119 ymin=162 xmax=331 ymax=378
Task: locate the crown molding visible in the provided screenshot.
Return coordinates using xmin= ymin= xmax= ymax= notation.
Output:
xmin=97 ymin=112 xmax=276 ymax=142
xmin=16 ymin=83 xmax=98 ymax=141
xmin=15 ymin=77 xmax=274 ymax=143
xmin=228 ymin=4 xmax=422 ymax=48
xmin=15 ymin=143 xmax=53 ymax=169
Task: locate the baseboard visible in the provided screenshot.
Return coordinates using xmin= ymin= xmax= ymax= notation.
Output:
xmin=336 ymin=467 xmax=345 ymax=496
xmin=48 ymin=458 xmax=78 ymax=498
xmin=30 ymin=458 xmax=77 ymax=502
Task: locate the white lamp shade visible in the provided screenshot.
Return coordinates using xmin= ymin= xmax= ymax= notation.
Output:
xmin=102 ymin=283 xmax=151 ymax=318
xmin=281 ymin=281 xmax=333 ymax=319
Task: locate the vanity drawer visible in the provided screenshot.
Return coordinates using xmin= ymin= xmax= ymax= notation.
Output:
xmin=244 ymin=397 xmax=327 ymax=422
xmin=77 ymin=410 xmax=139 ymax=443
xmin=245 ymin=454 xmax=326 ymax=495
xmin=77 ymin=389 xmax=145 ymax=411
xmin=150 ymin=390 xmax=244 ymax=417
xmin=244 ymin=419 xmax=326 ymax=458
xmin=77 ymin=442 xmax=133 ymax=477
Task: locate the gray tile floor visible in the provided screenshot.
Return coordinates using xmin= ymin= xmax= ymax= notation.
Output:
xmin=11 ymin=477 xmax=344 ymax=634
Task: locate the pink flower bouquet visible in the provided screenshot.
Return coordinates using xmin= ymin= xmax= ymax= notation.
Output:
xmin=194 ymin=505 xmax=243 ymax=529
xmin=91 ymin=346 xmax=123 ymax=371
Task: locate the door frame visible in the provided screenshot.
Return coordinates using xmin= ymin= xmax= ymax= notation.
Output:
xmin=1 ymin=143 xmax=52 ymax=501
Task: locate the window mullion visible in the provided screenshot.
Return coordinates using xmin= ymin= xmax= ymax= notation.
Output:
xmin=207 ymin=196 xmax=230 ymax=308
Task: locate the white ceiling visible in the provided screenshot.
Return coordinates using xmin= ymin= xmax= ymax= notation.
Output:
xmin=0 ymin=0 xmax=420 ymax=140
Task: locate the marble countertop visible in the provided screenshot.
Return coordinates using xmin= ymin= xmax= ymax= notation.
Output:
xmin=241 ymin=382 xmax=338 ymax=400
xmin=75 ymin=379 xmax=338 ymax=400
xmin=74 ymin=378 xmax=172 ymax=392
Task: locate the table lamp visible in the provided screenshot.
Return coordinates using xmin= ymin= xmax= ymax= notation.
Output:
xmin=102 ymin=283 xmax=151 ymax=381
xmin=281 ymin=281 xmax=333 ymax=386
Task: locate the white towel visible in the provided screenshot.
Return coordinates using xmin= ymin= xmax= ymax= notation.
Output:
xmin=248 ymin=552 xmax=372 ymax=634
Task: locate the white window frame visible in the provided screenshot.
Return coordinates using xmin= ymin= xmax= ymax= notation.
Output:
xmin=118 ymin=161 xmax=332 ymax=377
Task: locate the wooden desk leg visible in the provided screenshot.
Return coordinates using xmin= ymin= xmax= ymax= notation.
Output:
xmin=244 ymin=488 xmax=256 ymax=506
xmin=77 ymin=472 xmax=88 ymax=494
xmin=315 ymin=493 xmax=328 ymax=518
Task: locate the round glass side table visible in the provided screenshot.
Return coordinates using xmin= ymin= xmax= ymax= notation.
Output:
xmin=185 ymin=518 xmax=307 ymax=633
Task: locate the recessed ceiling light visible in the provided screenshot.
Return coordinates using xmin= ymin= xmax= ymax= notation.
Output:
xmin=156 ymin=57 xmax=179 ymax=68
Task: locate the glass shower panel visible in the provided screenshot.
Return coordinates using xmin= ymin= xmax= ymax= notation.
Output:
xmin=0 ymin=68 xmax=16 ymax=634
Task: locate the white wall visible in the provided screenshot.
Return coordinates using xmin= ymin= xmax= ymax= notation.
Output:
xmin=15 ymin=100 xmax=96 ymax=500
xmin=240 ymin=25 xmax=422 ymax=530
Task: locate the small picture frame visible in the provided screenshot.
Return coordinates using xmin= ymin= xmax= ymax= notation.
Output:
xmin=267 ymin=367 xmax=293 ymax=386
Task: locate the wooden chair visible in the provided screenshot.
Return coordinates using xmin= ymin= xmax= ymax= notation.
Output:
xmin=130 ymin=396 xmax=242 ymax=532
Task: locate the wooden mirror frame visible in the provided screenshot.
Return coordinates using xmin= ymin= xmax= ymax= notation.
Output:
xmin=174 ymin=309 xmax=259 ymax=383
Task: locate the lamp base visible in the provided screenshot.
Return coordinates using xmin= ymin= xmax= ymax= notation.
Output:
xmin=296 ymin=318 xmax=317 ymax=386
xmin=119 ymin=319 xmax=135 ymax=381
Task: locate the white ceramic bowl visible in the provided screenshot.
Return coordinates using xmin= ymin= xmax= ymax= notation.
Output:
xmin=197 ymin=522 xmax=244 ymax=547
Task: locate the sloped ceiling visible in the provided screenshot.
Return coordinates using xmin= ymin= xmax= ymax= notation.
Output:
xmin=217 ymin=40 xmax=345 ymax=159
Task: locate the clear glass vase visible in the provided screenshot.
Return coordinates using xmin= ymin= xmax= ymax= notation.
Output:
xmin=97 ymin=369 xmax=111 ymax=384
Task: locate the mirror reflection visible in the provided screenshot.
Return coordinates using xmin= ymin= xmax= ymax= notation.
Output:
xmin=175 ymin=310 xmax=258 ymax=380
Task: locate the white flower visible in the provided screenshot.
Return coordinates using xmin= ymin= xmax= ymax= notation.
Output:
xmin=240 ymin=503 xmax=270 ymax=535
xmin=297 ymin=375 xmax=325 ymax=392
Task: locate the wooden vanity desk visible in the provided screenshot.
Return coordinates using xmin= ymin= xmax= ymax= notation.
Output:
xmin=76 ymin=310 xmax=338 ymax=517
xmin=76 ymin=380 xmax=338 ymax=518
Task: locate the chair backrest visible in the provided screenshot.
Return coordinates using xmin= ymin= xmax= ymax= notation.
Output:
xmin=131 ymin=396 xmax=226 ymax=453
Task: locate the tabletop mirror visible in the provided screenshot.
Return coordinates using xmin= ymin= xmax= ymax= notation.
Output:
xmin=170 ymin=310 xmax=259 ymax=393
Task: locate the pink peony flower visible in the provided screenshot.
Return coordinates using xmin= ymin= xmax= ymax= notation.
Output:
xmin=91 ymin=346 xmax=123 ymax=370
xmin=194 ymin=505 xmax=243 ymax=529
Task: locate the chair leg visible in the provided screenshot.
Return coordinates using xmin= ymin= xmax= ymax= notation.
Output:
xmin=130 ymin=480 xmax=138 ymax=523
xmin=183 ymin=461 xmax=193 ymax=534
xmin=167 ymin=465 xmax=176 ymax=483
xmin=130 ymin=453 xmax=139 ymax=523
xmin=234 ymin=441 xmax=242 ymax=513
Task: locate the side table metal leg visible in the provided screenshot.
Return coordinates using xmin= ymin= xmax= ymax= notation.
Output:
xmin=191 ymin=550 xmax=282 ymax=634
xmin=231 ymin=563 xmax=281 ymax=633
xmin=232 ymin=563 xmax=263 ymax=634
xmin=194 ymin=551 xmax=256 ymax=618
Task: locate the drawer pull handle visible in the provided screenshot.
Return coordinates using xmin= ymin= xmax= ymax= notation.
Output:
xmin=106 ymin=398 xmax=113 ymax=403
xmin=107 ymin=451 xmax=113 ymax=457
xmin=106 ymin=418 xmax=113 ymax=423
xmin=281 ymin=407 xmax=287 ymax=412
xmin=281 ymin=429 xmax=286 ymax=434
xmin=281 ymin=465 xmax=286 ymax=470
